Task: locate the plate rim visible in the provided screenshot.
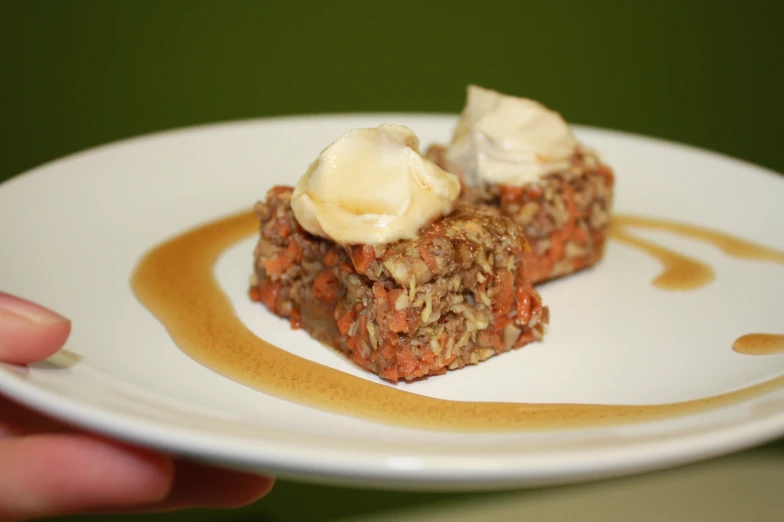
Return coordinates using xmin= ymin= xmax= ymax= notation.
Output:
xmin=1 ymin=361 xmax=783 ymax=489
xmin=2 ymin=112 xmax=782 ymax=185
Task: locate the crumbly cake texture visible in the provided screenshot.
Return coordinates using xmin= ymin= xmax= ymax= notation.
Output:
xmin=425 ymin=145 xmax=615 ymax=284
xmin=250 ymin=186 xmax=549 ymax=382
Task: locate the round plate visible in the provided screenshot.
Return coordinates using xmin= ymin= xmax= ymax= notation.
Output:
xmin=1 ymin=114 xmax=783 ymax=491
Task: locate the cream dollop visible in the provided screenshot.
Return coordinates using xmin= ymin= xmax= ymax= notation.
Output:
xmin=445 ymin=85 xmax=578 ymax=186
xmin=291 ymin=124 xmax=460 ymax=245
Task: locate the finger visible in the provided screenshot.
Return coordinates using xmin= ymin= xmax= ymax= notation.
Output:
xmin=0 ymin=394 xmax=273 ymax=514
xmin=0 ymin=434 xmax=173 ymax=520
xmin=0 ymin=292 xmax=71 ymax=364
xmin=150 ymin=460 xmax=274 ymax=511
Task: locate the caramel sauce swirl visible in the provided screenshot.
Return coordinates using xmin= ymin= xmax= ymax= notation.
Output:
xmin=611 ymin=215 xmax=784 ymax=291
xmin=130 ymin=211 xmax=784 ymax=431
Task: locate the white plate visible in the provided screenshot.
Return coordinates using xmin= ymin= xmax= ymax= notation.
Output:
xmin=1 ymin=114 xmax=783 ymax=491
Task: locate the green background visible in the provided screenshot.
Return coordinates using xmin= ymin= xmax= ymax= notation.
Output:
xmin=3 ymin=0 xmax=784 ymax=182
xmin=3 ymin=1 xmax=783 ymax=521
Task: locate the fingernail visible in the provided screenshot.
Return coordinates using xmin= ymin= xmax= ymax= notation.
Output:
xmin=0 ymin=292 xmax=70 ymax=325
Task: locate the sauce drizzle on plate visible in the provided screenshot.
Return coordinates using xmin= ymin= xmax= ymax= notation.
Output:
xmin=130 ymin=211 xmax=784 ymax=432
xmin=733 ymin=334 xmax=784 ymax=356
xmin=611 ymin=215 xmax=784 ymax=291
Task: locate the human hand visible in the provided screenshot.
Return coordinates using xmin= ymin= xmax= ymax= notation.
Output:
xmin=0 ymin=292 xmax=274 ymax=520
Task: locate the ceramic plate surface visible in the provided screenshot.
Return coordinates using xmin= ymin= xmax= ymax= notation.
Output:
xmin=1 ymin=114 xmax=783 ymax=490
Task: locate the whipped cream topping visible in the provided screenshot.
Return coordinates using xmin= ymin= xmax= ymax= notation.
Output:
xmin=291 ymin=124 xmax=460 ymax=245
xmin=445 ymin=85 xmax=578 ymax=186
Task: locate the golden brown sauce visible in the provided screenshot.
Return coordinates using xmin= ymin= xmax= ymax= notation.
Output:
xmin=130 ymin=211 xmax=784 ymax=432
xmin=611 ymin=215 xmax=784 ymax=291
xmin=609 ymin=222 xmax=713 ymax=291
xmin=615 ymin=215 xmax=784 ymax=263
xmin=733 ymin=334 xmax=784 ymax=356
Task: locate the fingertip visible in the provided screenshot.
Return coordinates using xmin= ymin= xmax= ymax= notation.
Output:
xmin=0 ymin=316 xmax=72 ymax=363
xmin=0 ymin=293 xmax=72 ymax=363
xmin=149 ymin=461 xmax=275 ymax=511
xmin=208 ymin=474 xmax=276 ymax=509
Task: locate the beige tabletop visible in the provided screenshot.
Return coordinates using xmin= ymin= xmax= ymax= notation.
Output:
xmin=48 ymin=436 xmax=783 ymax=521
xmin=334 ymin=439 xmax=784 ymax=522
